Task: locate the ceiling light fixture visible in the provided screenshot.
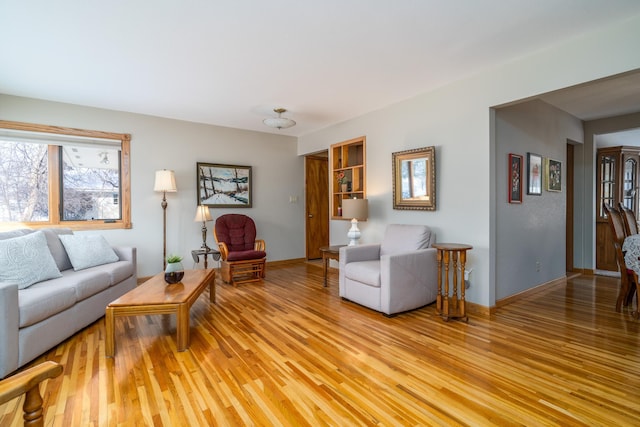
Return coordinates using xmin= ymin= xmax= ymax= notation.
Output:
xmin=263 ymin=108 xmax=296 ymax=130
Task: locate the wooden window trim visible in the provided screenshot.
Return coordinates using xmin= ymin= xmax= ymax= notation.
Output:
xmin=0 ymin=120 xmax=132 ymax=230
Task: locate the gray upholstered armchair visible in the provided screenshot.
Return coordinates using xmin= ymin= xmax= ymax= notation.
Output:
xmin=339 ymin=224 xmax=437 ymax=315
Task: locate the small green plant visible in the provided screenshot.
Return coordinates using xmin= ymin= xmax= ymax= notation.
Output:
xmin=166 ymin=254 xmax=183 ymax=264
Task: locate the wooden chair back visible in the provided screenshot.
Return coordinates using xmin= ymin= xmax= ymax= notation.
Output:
xmin=618 ymin=203 xmax=639 ymax=236
xmin=604 ymin=203 xmax=636 ymax=311
xmin=605 ymin=203 xmax=626 ymax=245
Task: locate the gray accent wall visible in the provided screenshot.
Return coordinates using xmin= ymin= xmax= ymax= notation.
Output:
xmin=495 ymin=100 xmax=583 ymax=300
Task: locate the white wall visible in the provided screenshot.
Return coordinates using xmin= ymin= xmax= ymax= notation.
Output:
xmin=495 ymin=100 xmax=583 ymax=300
xmin=0 ymin=95 xmax=305 ymax=277
xmin=298 ymin=14 xmax=640 ymax=307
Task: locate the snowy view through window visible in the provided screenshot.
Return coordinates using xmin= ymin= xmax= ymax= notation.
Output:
xmin=0 ymin=140 xmax=121 ymax=222
xmin=198 ymin=164 xmax=251 ymax=206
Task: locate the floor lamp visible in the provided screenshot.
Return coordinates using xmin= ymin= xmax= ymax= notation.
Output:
xmin=154 ymin=170 xmax=177 ymax=269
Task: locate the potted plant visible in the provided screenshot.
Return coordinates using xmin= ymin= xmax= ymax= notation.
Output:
xmin=165 ymin=254 xmax=185 ymax=284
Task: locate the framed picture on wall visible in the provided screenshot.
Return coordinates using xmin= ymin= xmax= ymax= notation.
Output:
xmin=196 ymin=162 xmax=252 ymax=207
xmin=546 ymin=158 xmax=562 ymax=192
xmin=508 ymin=153 xmax=523 ymax=203
xmin=392 ymin=146 xmax=436 ymax=210
xmin=527 ymin=153 xmax=542 ymax=195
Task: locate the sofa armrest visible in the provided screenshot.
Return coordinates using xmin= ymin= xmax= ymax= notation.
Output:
xmin=112 ymin=246 xmax=137 ymax=279
xmin=380 ymin=248 xmax=438 ymax=314
xmin=339 ymin=244 xmax=381 ymax=295
xmin=340 ymin=244 xmax=381 ymax=265
xmin=0 ymin=282 xmax=20 ymax=379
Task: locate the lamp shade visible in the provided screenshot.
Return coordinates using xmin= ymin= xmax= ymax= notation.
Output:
xmin=194 ymin=205 xmax=212 ymax=222
xmin=342 ymin=198 xmax=368 ymax=220
xmin=154 ymin=170 xmax=177 ymax=192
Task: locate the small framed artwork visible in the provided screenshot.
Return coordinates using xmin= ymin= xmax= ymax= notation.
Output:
xmin=546 ymin=158 xmax=562 ymax=192
xmin=527 ymin=153 xmax=542 ymax=195
xmin=197 ymin=162 xmax=252 ymax=207
xmin=508 ymin=153 xmax=523 ymax=203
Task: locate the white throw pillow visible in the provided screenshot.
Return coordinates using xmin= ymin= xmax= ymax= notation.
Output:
xmin=58 ymin=234 xmax=119 ymax=271
xmin=0 ymin=230 xmax=62 ymax=289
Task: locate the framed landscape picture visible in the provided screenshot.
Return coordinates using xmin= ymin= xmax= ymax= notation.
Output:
xmin=197 ymin=163 xmax=252 ymax=207
xmin=508 ymin=153 xmax=523 ymax=203
xmin=527 ymin=153 xmax=542 ymax=196
xmin=546 ymin=158 xmax=562 ymax=192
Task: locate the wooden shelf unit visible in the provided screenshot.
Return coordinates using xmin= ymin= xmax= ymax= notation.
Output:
xmin=331 ymin=136 xmax=366 ymax=219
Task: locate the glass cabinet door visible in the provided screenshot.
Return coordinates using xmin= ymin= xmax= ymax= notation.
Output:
xmin=599 ymin=154 xmax=616 ymax=218
xmin=623 ymin=157 xmax=637 ymax=211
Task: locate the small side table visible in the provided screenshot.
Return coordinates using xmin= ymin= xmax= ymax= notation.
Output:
xmin=433 ymin=243 xmax=473 ymax=322
xmin=191 ymin=247 xmax=221 ymax=269
xmin=319 ymin=245 xmax=345 ymax=287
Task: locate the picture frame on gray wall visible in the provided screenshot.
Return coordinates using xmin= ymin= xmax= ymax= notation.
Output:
xmin=527 ymin=153 xmax=542 ymax=196
xmin=508 ymin=153 xmax=523 ymax=203
xmin=545 ymin=158 xmax=562 ymax=192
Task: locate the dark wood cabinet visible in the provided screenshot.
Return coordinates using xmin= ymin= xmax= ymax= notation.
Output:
xmin=596 ymin=146 xmax=640 ymax=271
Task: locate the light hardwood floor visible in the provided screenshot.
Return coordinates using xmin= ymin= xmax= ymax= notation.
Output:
xmin=1 ymin=262 xmax=639 ymax=426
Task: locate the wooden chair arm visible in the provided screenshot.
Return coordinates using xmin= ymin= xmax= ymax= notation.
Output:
xmin=217 ymin=242 xmax=229 ymax=260
xmin=0 ymin=361 xmax=62 ymax=427
xmin=255 ymin=239 xmax=265 ymax=251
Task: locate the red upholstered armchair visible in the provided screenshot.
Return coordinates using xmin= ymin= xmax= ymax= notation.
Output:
xmin=213 ymin=214 xmax=266 ymax=286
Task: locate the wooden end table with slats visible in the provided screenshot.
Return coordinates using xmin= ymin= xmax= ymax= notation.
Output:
xmin=105 ymin=269 xmax=215 ymax=357
xmin=433 ymin=243 xmax=473 ymax=322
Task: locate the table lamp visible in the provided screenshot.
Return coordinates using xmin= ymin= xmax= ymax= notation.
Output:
xmin=194 ymin=205 xmax=213 ymax=250
xmin=154 ymin=169 xmax=177 ymax=269
xmin=342 ymin=197 xmax=368 ymax=246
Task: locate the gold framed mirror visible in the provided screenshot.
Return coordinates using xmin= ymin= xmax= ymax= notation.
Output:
xmin=392 ymin=146 xmax=436 ymax=210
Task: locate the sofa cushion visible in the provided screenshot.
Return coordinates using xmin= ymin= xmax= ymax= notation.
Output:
xmin=0 ymin=229 xmax=33 ymax=241
xmin=344 ymin=260 xmax=381 ymax=287
xmin=50 ymin=269 xmax=112 ymax=301
xmin=0 ymin=231 xmax=62 ymax=289
xmin=40 ymin=228 xmax=74 ymax=271
xmin=59 ymin=234 xmax=119 ymax=271
xmin=18 ymin=284 xmax=76 ymax=328
xmin=226 ymin=250 xmax=266 ymax=262
xmin=88 ymin=260 xmax=134 ymax=286
xmin=380 ymin=224 xmax=433 ymax=256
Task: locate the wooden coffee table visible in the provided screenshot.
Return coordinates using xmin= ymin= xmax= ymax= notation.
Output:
xmin=105 ymin=269 xmax=215 ymax=357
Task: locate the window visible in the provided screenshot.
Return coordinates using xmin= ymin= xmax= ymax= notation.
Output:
xmin=0 ymin=120 xmax=131 ymax=230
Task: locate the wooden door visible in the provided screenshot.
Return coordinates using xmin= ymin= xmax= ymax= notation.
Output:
xmin=566 ymin=143 xmax=574 ymax=273
xmin=305 ymin=155 xmax=329 ymax=259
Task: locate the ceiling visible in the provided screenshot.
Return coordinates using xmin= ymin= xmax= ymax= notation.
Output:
xmin=1 ymin=1 xmax=640 ymax=137
xmin=539 ymin=70 xmax=640 ymax=146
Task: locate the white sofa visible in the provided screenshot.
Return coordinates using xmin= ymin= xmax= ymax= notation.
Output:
xmin=339 ymin=224 xmax=437 ymax=315
xmin=0 ymin=228 xmax=136 ymax=378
